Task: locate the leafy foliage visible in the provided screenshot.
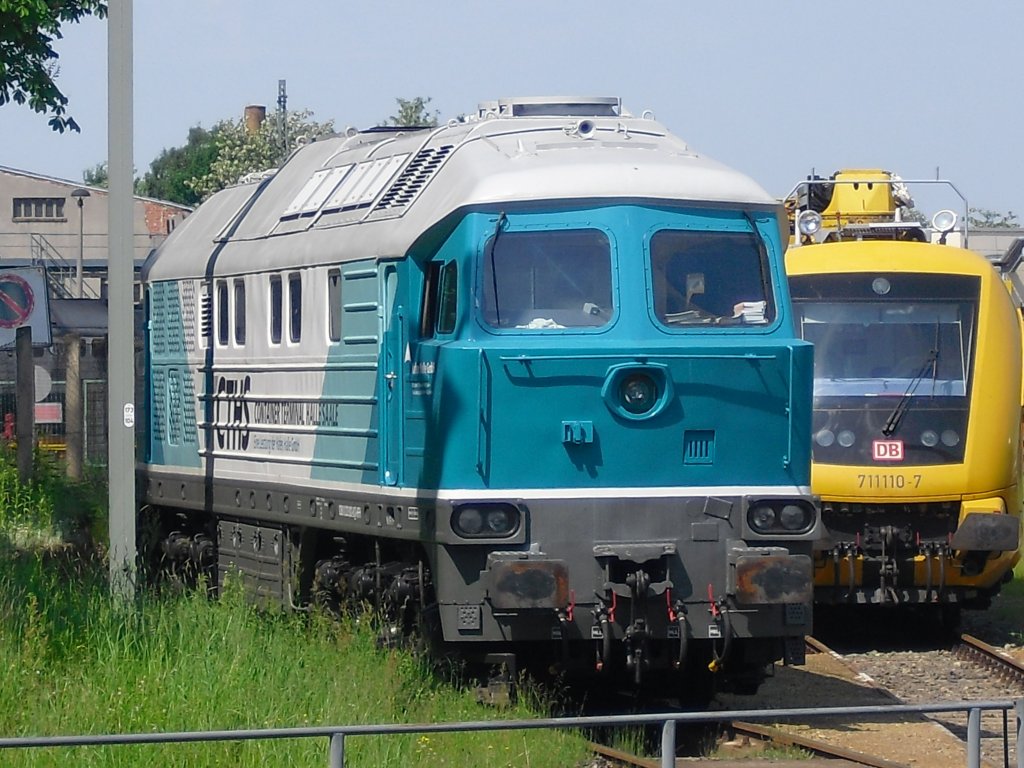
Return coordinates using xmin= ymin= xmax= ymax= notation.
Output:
xmin=0 ymin=0 xmax=107 ymax=132
xmin=135 ymin=126 xmax=221 ymax=206
xmin=82 ymin=160 xmax=108 ymax=188
xmin=968 ymin=207 xmax=1020 ymax=229
xmin=188 ymin=109 xmax=334 ymax=201
xmin=387 ymin=96 xmax=439 ymax=127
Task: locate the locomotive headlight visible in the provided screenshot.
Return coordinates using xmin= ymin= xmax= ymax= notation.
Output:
xmin=779 ymin=504 xmax=811 ymax=531
xmin=620 ymin=373 xmax=657 ymax=415
xmin=941 ymin=429 xmax=960 ymax=447
xmin=455 ymin=507 xmax=484 ymax=535
xmin=797 ymin=210 xmax=823 ymax=236
xmin=749 ymin=504 xmax=776 ymax=533
xmin=837 ymin=429 xmax=856 ymax=447
xmin=452 ymin=503 xmax=521 ymax=538
xmin=486 ymin=507 xmax=511 ymax=533
xmin=815 ymin=429 xmax=835 ymax=447
xmin=931 ymin=209 xmax=958 ymax=234
xmin=921 ymin=429 xmax=939 ymax=447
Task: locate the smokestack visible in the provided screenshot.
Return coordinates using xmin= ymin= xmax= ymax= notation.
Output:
xmin=244 ymin=104 xmax=267 ymax=134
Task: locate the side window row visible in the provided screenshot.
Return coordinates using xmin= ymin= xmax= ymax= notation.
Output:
xmin=210 ymin=268 xmax=343 ymax=348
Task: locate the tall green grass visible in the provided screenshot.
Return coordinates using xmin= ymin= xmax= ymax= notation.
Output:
xmin=0 ymin=455 xmax=590 ymax=767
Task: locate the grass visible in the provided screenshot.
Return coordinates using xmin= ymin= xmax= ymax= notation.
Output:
xmin=0 ymin=453 xmax=591 ymax=767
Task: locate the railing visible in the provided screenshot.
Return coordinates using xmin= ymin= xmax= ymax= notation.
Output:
xmin=0 ymin=699 xmax=1020 ymax=768
xmin=28 ymin=232 xmax=100 ymax=299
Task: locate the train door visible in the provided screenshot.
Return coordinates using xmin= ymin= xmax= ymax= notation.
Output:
xmin=381 ymin=263 xmax=405 ymax=485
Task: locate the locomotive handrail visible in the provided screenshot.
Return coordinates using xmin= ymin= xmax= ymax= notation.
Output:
xmin=0 ymin=699 xmax=1019 ymax=768
xmin=498 ymin=352 xmax=779 ymax=362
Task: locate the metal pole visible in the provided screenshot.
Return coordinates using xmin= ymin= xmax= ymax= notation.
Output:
xmin=15 ymin=325 xmax=33 ymax=483
xmin=76 ymin=198 xmax=84 ymax=298
xmin=328 ymin=733 xmax=344 ymax=768
xmin=107 ymin=0 xmax=136 ymax=600
xmin=661 ymin=718 xmax=676 ymax=768
xmin=968 ymin=707 xmax=981 ymax=768
xmin=1016 ymin=698 xmax=1023 ymax=768
xmin=65 ymin=333 xmax=83 ymax=480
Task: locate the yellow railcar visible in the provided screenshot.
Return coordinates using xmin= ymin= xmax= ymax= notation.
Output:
xmin=785 ymin=171 xmax=1023 ymax=619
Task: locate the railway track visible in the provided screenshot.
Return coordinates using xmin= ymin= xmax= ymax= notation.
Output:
xmin=581 ymin=630 xmax=1024 ymax=766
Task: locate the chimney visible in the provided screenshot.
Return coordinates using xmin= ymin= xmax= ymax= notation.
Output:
xmin=244 ymin=104 xmax=267 ymax=134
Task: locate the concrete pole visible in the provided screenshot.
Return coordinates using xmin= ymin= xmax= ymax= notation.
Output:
xmin=107 ymin=0 xmax=136 ymax=600
xmin=65 ymin=333 xmax=83 ymax=480
xmin=15 ymin=326 xmax=33 ymax=483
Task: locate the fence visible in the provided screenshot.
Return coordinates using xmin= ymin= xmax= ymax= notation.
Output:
xmin=0 ymin=699 xmax=1020 ymax=768
xmin=0 ymin=379 xmax=108 ymax=465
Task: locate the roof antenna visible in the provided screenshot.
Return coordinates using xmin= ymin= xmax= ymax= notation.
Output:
xmin=277 ymin=79 xmax=289 ymax=156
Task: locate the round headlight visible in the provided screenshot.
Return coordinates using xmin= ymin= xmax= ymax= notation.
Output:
xmin=815 ymin=429 xmax=835 ymax=447
xmin=797 ymin=210 xmax=823 ymax=236
xmin=921 ymin=430 xmax=939 ymax=447
xmin=485 ymin=507 xmax=512 ymax=534
xmin=837 ymin=430 xmax=856 ymax=448
xmin=941 ymin=429 xmax=960 ymax=447
xmin=872 ymin=277 xmax=892 ymax=296
xmin=749 ymin=504 xmax=776 ymax=533
xmin=779 ymin=504 xmax=810 ymax=531
xmin=621 ymin=373 xmax=657 ymax=415
xmin=456 ymin=507 xmax=483 ymax=535
xmin=931 ymin=209 xmax=958 ymax=233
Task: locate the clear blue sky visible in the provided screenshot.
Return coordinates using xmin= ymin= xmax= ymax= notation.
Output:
xmin=2 ymin=1 xmax=1021 ymax=217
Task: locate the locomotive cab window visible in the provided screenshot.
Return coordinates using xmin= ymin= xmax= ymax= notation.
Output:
xmin=650 ymin=229 xmax=773 ymax=327
xmin=480 ymin=228 xmax=611 ymax=330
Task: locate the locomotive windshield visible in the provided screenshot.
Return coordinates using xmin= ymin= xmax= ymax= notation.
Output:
xmin=480 ymin=228 xmax=612 ymax=329
xmin=650 ymin=229 xmax=773 ymax=326
xmin=790 ymin=274 xmax=978 ymax=398
xmin=789 ymin=273 xmax=980 ymax=465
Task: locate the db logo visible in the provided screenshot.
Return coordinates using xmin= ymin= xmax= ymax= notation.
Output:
xmin=872 ymin=440 xmax=904 ymax=462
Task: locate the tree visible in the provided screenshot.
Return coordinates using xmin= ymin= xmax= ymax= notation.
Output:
xmin=188 ymin=109 xmax=334 ymax=201
xmin=0 ymin=0 xmax=107 ymax=132
xmin=386 ymin=96 xmax=439 ymax=127
xmin=135 ymin=126 xmax=220 ymax=206
xmin=967 ymin=207 xmax=1020 ymax=229
xmin=82 ymin=161 xmax=108 ymax=188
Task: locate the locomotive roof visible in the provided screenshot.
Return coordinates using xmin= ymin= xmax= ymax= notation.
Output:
xmin=145 ymin=101 xmax=780 ymax=280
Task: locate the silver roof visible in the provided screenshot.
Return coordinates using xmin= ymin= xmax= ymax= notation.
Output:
xmin=145 ymin=99 xmax=778 ymax=281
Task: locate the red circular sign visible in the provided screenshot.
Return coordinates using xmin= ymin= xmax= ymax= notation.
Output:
xmin=0 ymin=274 xmax=35 ymax=329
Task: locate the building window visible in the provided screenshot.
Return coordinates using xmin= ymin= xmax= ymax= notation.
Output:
xmin=12 ymin=197 xmax=66 ymax=221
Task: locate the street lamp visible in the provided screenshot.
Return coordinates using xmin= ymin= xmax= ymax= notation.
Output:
xmin=70 ymin=188 xmax=91 ymax=298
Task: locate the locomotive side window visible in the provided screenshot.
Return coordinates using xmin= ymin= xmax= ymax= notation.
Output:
xmin=437 ymin=261 xmax=458 ymax=334
xmin=650 ymin=230 xmax=772 ymax=326
xmin=216 ymin=280 xmax=228 ymax=346
xmin=234 ymin=279 xmax=246 ymax=345
xmin=420 ymin=261 xmax=459 ymax=338
xmin=289 ymin=272 xmax=302 ymax=343
xmin=270 ymin=275 xmax=283 ymax=344
xmin=480 ymin=229 xmax=611 ymax=329
xmin=327 ymin=268 xmax=341 ymax=343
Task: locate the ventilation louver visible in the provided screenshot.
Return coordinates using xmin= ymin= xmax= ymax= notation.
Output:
xmin=374 ymin=145 xmax=454 ymax=213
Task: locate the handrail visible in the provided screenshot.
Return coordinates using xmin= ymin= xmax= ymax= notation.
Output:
xmin=0 ymin=698 xmax=1019 ymax=768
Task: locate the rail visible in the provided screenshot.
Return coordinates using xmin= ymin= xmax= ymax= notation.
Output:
xmin=0 ymin=699 xmax=1020 ymax=768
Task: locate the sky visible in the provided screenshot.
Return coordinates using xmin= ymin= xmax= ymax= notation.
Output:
xmin=2 ymin=1 xmax=1022 ymax=218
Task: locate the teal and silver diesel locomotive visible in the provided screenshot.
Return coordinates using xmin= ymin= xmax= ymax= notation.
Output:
xmin=141 ymin=96 xmax=819 ymax=696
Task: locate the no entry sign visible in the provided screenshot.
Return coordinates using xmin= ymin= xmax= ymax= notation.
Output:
xmin=0 ymin=268 xmax=51 ymax=348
